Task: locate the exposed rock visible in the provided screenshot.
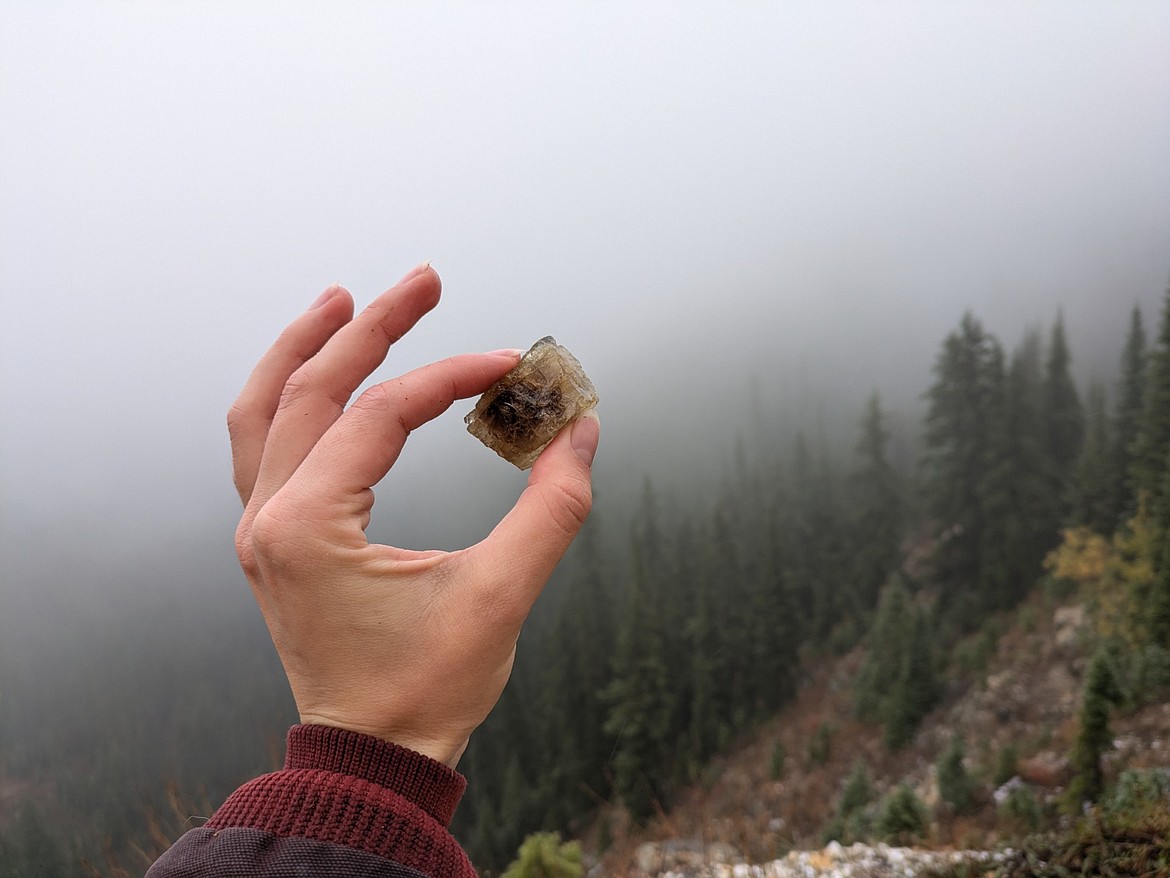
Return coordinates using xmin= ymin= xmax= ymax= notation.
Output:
xmin=1017 ymin=751 xmax=1071 ymax=788
xmin=465 ymin=336 xmax=598 ymax=469
xmin=635 ymin=841 xmax=1003 ymax=877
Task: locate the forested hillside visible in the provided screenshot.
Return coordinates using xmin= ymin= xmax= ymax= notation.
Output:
xmin=2 ymin=287 xmax=1170 ymax=876
xmin=452 ymin=291 xmax=1170 ymax=871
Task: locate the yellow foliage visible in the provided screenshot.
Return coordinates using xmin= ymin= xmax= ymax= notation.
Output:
xmin=1044 ymin=527 xmax=1111 ymax=585
xmin=1043 ymin=512 xmax=1158 ymax=647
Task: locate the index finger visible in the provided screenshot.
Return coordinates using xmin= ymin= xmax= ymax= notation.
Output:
xmin=280 ymin=350 xmax=524 ymax=527
xmin=248 ymin=266 xmax=441 ymax=513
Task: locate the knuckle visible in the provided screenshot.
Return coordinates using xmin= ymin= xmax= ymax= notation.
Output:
xmin=276 ymin=363 xmax=317 ymax=412
xmin=248 ymin=502 xmax=307 ymax=570
xmin=543 ymin=475 xmax=592 ymax=537
xmin=352 ymin=384 xmax=411 ymax=442
xmin=234 ymin=516 xmax=261 ymax=580
xmin=225 ymin=400 xmax=248 ymax=439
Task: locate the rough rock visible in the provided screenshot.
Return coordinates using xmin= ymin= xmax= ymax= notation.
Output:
xmin=465 ymin=336 xmax=598 ymax=469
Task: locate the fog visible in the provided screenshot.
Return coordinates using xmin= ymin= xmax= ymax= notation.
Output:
xmin=2 ymin=2 xmax=1169 ymax=640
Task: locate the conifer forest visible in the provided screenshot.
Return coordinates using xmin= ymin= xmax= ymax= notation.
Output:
xmin=4 ymin=284 xmax=1170 ymax=876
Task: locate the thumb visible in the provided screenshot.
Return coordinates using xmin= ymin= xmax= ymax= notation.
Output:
xmin=470 ymin=410 xmax=599 ymax=609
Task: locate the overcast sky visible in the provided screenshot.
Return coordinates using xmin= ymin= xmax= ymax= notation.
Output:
xmin=2 ymin=2 xmax=1169 ymax=627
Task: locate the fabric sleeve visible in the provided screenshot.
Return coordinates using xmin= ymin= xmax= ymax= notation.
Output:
xmin=145 ymin=724 xmax=477 ymax=878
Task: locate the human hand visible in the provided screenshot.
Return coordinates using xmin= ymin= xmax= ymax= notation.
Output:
xmin=227 ymin=265 xmax=599 ymax=767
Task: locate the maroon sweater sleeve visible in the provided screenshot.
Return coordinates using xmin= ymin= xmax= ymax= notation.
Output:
xmin=146 ymin=725 xmax=477 ymax=878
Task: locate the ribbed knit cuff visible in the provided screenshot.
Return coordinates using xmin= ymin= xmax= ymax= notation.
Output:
xmin=204 ymin=725 xmax=475 ymax=876
xmin=283 ymin=724 xmax=466 ymax=825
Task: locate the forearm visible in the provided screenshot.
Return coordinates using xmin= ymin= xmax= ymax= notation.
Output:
xmin=146 ymin=725 xmax=476 ymax=878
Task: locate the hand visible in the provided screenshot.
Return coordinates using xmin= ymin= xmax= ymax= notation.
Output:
xmin=227 ymin=264 xmax=599 ymax=767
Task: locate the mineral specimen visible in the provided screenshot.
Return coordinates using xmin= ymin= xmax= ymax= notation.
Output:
xmin=465 ymin=336 xmax=599 ymax=470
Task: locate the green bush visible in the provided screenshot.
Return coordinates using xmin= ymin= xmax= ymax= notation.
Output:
xmin=502 ymin=832 xmax=584 ymax=878
xmin=937 ymin=736 xmax=977 ymax=815
xmin=822 ymin=760 xmax=874 ymax=844
xmin=997 ymin=782 xmax=1042 ymax=833
xmin=876 ymin=783 xmax=928 ymax=845
xmin=1101 ymin=768 xmax=1170 ymax=819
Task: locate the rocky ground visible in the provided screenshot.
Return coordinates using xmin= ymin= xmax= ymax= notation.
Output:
xmin=595 ymin=591 xmax=1170 ymax=876
xmin=628 ymin=840 xmax=1003 ymax=877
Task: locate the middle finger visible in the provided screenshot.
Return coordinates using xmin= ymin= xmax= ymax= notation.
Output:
xmin=249 ymin=264 xmax=441 ymax=511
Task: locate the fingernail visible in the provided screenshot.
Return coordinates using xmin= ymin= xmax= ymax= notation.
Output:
xmin=487 ymin=348 xmax=525 ymax=358
xmin=401 ymin=260 xmax=433 ymax=283
xmin=308 ymin=285 xmax=340 ymax=310
xmin=570 ymin=409 xmax=600 ymax=467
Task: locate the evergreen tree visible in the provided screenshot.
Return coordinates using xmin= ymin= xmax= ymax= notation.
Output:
xmin=1069 ymin=383 xmax=1114 ymax=535
xmin=1112 ymin=306 xmax=1147 ymax=524
xmin=533 ymin=513 xmax=615 ymax=824
xmin=1068 ymin=649 xmax=1123 ymax=806
xmin=1041 ymin=312 xmax=1085 ymax=506
xmin=1148 ymin=455 xmax=1170 ymax=650
xmin=823 ymin=759 xmax=874 ymax=843
xmin=603 ymin=482 xmax=673 ymax=822
xmin=849 ymin=392 xmax=904 ymax=612
xmin=1131 ymin=286 xmax=1170 ymax=507
xmin=922 ymin=313 xmax=1007 ymax=612
xmin=685 ymin=519 xmax=728 ymax=765
xmin=978 ymin=332 xmax=1042 ymax=610
xmin=883 ymin=607 xmax=938 ymax=750
xmin=854 ymin=579 xmax=913 ymax=722
xmin=750 ymin=504 xmax=800 ymax=716
xmin=937 ymin=735 xmax=977 ymax=815
xmin=876 ymin=784 xmax=929 ymax=844
xmin=0 ymin=805 xmax=69 ymax=878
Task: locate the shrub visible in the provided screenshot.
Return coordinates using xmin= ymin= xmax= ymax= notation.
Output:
xmin=1101 ymin=768 xmax=1170 ymax=819
xmin=502 ymin=832 xmax=584 ymax=878
xmin=937 ymin=736 xmax=977 ymax=815
xmin=823 ymin=760 xmax=874 ymax=844
xmin=876 ymin=784 xmax=928 ymax=845
xmin=997 ymin=781 xmax=1042 ymax=834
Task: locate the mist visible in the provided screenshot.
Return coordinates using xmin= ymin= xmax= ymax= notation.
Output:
xmin=1 ymin=6 xmax=1169 ymax=862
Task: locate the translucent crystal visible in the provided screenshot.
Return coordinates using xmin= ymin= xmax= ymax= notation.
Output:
xmin=465 ymin=336 xmax=599 ymax=470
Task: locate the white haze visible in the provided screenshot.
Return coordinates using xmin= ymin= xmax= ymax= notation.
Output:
xmin=1 ymin=2 xmax=1168 ymax=632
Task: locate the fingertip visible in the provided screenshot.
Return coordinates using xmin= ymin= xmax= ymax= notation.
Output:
xmin=408 ymin=264 xmax=442 ymax=310
xmin=570 ymin=409 xmax=600 ymax=467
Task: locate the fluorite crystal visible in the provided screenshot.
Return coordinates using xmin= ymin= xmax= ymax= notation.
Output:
xmin=465 ymin=336 xmax=599 ymax=470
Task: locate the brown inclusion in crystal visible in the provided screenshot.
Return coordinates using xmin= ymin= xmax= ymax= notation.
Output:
xmin=465 ymin=336 xmax=598 ymax=470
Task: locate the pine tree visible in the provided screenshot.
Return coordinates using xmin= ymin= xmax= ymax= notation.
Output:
xmin=922 ymin=313 xmax=1007 ymax=612
xmin=1148 ymin=455 xmax=1170 ymax=650
xmin=533 ymin=514 xmax=615 ymax=824
xmin=854 ymin=579 xmax=913 ymax=722
xmin=849 ymin=392 xmax=904 ymax=612
xmin=937 ymin=735 xmax=977 ymax=815
xmin=883 ymin=607 xmax=938 ymax=750
xmin=978 ymin=332 xmax=1041 ymax=610
xmin=1041 ymin=312 xmax=1085 ymax=505
xmin=603 ymin=481 xmax=673 ymax=822
xmin=1069 ymin=383 xmax=1114 ymax=535
xmin=1112 ymin=306 xmax=1147 ymax=524
xmin=685 ymin=519 xmax=728 ymax=764
xmin=1068 ymin=649 xmax=1122 ymax=806
xmin=876 ymin=784 xmax=929 ymax=844
xmin=823 ymin=759 xmax=874 ymax=843
xmin=1131 ymin=285 xmax=1170 ymax=507
xmin=750 ymin=504 xmax=799 ymax=716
